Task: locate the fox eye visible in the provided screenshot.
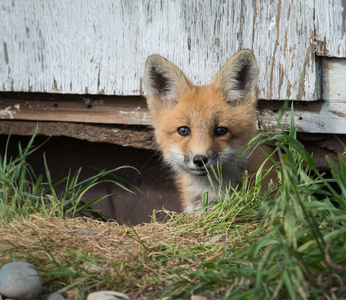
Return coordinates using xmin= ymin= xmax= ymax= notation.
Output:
xmin=214 ymin=127 xmax=228 ymax=137
xmin=177 ymin=126 xmax=190 ymax=136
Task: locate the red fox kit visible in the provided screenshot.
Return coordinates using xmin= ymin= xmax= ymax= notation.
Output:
xmin=143 ymin=50 xmax=274 ymax=213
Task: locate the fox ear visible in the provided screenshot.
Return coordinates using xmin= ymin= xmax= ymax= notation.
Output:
xmin=143 ymin=55 xmax=193 ymax=104
xmin=212 ymin=50 xmax=259 ymax=105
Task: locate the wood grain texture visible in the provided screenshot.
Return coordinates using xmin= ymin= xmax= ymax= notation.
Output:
xmin=1 ymin=93 xmax=346 ymax=134
xmin=0 ymin=121 xmax=155 ymax=149
xmin=315 ymin=0 xmax=346 ymax=57
xmin=253 ymin=0 xmax=319 ymax=100
xmin=322 ymin=58 xmax=346 ymax=101
xmin=258 ymin=101 xmax=346 ymax=134
xmin=0 ymin=95 xmax=151 ymax=125
xmin=0 ymin=0 xmax=327 ymax=100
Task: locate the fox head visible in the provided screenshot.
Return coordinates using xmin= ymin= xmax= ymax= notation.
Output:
xmin=143 ymin=50 xmax=259 ymax=182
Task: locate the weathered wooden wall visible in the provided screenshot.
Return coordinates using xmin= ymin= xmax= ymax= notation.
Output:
xmin=1 ymin=0 xmax=344 ymax=100
xmin=0 ymin=0 xmax=345 ymax=136
xmin=315 ymin=0 xmax=346 ymax=57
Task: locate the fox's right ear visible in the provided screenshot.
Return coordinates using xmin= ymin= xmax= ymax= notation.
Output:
xmin=143 ymin=55 xmax=193 ymax=104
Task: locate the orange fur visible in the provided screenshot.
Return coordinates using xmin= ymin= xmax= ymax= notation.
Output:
xmin=144 ymin=50 xmax=276 ymax=213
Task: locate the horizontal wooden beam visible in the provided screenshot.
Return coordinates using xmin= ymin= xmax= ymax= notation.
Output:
xmin=257 ymin=100 xmax=346 ymax=134
xmin=0 ymin=94 xmax=151 ymax=125
xmin=1 ymin=93 xmax=346 ymax=134
xmin=0 ymin=121 xmax=155 ymax=150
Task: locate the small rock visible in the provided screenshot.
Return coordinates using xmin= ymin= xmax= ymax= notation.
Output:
xmin=191 ymin=296 xmax=208 ymax=300
xmin=87 ymin=291 xmax=130 ymax=300
xmin=209 ymin=234 xmax=225 ymax=243
xmin=82 ymin=262 xmax=102 ymax=274
xmin=47 ymin=293 xmax=65 ymax=300
xmin=0 ymin=261 xmax=42 ymax=300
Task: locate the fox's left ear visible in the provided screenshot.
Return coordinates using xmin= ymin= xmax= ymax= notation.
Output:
xmin=212 ymin=49 xmax=259 ymax=105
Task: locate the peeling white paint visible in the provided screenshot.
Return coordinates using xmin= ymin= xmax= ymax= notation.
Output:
xmin=260 ymin=102 xmax=346 ymax=134
xmin=322 ymin=58 xmax=346 ymax=101
xmin=315 ymin=0 xmax=346 ymax=57
xmin=119 ymin=110 xmax=151 ymax=123
xmin=1 ymin=0 xmax=339 ymax=100
xmin=0 ymin=106 xmax=17 ymax=119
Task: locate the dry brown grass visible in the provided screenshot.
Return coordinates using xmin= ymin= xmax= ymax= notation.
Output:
xmin=0 ymin=212 xmax=223 ymax=299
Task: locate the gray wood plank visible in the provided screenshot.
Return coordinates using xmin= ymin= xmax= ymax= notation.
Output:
xmin=315 ymin=0 xmax=346 ymax=57
xmin=0 ymin=0 xmax=324 ymax=100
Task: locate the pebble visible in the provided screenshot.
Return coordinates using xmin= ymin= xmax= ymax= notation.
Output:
xmin=0 ymin=261 xmax=42 ymax=300
xmin=82 ymin=262 xmax=102 ymax=274
xmin=47 ymin=293 xmax=65 ymax=300
xmin=209 ymin=234 xmax=225 ymax=243
xmin=87 ymin=291 xmax=130 ymax=300
xmin=191 ymin=296 xmax=208 ymax=300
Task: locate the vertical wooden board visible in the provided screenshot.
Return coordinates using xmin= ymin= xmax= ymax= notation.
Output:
xmin=322 ymin=58 xmax=346 ymax=101
xmin=0 ymin=1 xmax=116 ymax=94
xmin=0 ymin=0 xmax=253 ymax=94
xmin=139 ymin=0 xmax=255 ymax=85
xmin=0 ymin=0 xmax=318 ymax=100
xmin=315 ymin=0 xmax=346 ymax=57
xmin=253 ymin=0 xmax=319 ymax=100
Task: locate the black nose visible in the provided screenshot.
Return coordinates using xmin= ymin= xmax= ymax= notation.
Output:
xmin=193 ymin=155 xmax=209 ymax=167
